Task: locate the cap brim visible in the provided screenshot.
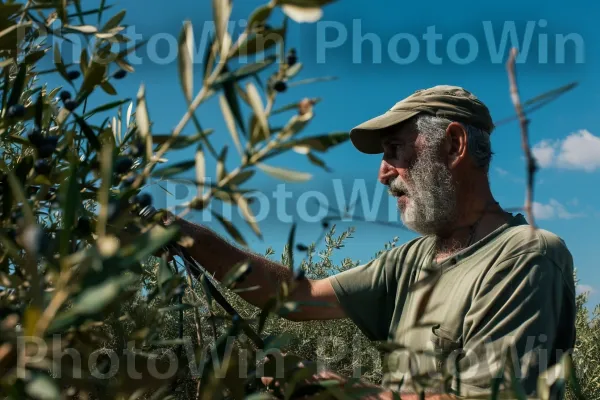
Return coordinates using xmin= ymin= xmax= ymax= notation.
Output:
xmin=350 ymin=109 xmax=421 ymax=154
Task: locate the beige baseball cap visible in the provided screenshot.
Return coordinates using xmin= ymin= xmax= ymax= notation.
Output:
xmin=350 ymin=85 xmax=495 ymax=154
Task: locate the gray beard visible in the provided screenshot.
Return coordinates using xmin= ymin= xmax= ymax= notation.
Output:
xmin=389 ymin=147 xmax=458 ymax=236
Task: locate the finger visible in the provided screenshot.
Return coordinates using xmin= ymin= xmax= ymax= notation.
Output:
xmin=261 ymin=376 xmax=274 ymax=386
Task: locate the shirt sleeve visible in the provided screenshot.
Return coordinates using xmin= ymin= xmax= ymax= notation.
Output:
xmin=452 ymin=252 xmax=576 ymax=397
xmin=329 ymin=249 xmax=400 ymax=342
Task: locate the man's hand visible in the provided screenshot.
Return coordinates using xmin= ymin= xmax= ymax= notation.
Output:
xmin=260 ymin=363 xmax=457 ymax=400
xmin=258 ymin=353 xmax=392 ymax=400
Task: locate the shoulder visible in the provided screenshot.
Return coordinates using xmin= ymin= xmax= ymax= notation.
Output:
xmin=487 ymin=224 xmax=575 ymax=296
xmin=497 ymin=224 xmax=573 ymax=270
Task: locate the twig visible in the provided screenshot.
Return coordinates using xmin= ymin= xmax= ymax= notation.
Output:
xmin=506 ymin=48 xmax=537 ymax=230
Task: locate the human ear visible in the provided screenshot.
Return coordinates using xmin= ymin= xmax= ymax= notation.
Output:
xmin=445 ymin=122 xmax=468 ymax=169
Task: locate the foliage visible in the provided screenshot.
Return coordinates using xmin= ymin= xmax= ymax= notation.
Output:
xmin=565 ymin=291 xmax=600 ymax=400
xmin=0 ymin=0 xmax=351 ymax=398
xmin=0 ymin=0 xmax=592 ymax=399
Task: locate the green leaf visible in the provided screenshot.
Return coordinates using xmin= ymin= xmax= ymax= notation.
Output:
xmin=232 ymin=27 xmax=284 ymax=58
xmin=74 ymin=114 xmax=101 ymax=150
xmin=0 ymin=22 xmax=32 ymax=52
xmin=280 ymin=4 xmax=323 ymax=23
xmin=223 ymin=81 xmax=246 ymax=137
xmin=257 ymin=163 xmax=312 ymax=182
xmin=212 ymin=55 xmax=277 ymax=88
xmin=195 ymin=144 xmax=205 ymax=197
xmin=246 ymin=82 xmax=269 ymax=139
xmin=71 ymin=274 xmax=137 ymax=316
xmin=307 ymin=151 xmax=331 ymax=172
xmin=100 ymin=9 xmax=126 ymax=32
xmin=80 ymin=59 xmax=107 ymax=94
xmin=116 ymin=225 xmax=180 ymax=267
xmin=247 ymin=4 xmax=274 ymax=30
xmin=213 ymin=0 xmax=232 ymax=51
xmin=285 ymin=62 xmax=303 ymax=79
xmin=100 ymin=80 xmax=117 ymax=95
xmin=153 ymin=130 xmax=214 ymax=150
xmin=279 ymin=132 xmax=349 ymax=152
xmin=83 ymin=99 xmax=130 ymax=117
xmin=152 ymin=160 xmax=196 ymax=178
xmin=60 ymin=165 xmax=80 ymax=257
xmin=271 ymin=98 xmax=319 ymax=115
xmin=26 ymin=373 xmax=60 ymax=400
xmin=34 ymin=92 xmax=43 ymax=128
xmin=24 ymin=49 xmax=47 ymax=65
xmin=7 ymin=63 xmax=27 ymax=107
xmin=157 ymin=256 xmax=173 ymax=289
xmin=95 ymin=143 xmax=113 ymax=236
xmin=219 ymin=94 xmax=243 ymax=155
xmin=228 ymin=170 xmax=255 ymax=186
xmin=135 ymin=84 xmax=152 ymax=160
xmin=234 ymin=191 xmax=262 ymax=239
xmin=216 ymin=146 xmax=229 ymax=183
xmin=211 ymin=210 xmax=247 ymax=247
xmin=0 ymin=159 xmax=35 ymax=225
xmin=63 ymin=24 xmax=98 ymax=34
xmin=202 ymin=33 xmax=216 ymax=81
xmin=222 ymin=260 xmax=250 ymax=288
xmin=178 ymin=20 xmax=194 ymax=102
xmin=8 ymin=134 xmax=30 ymax=147
xmin=80 ymin=48 xmax=89 ymax=76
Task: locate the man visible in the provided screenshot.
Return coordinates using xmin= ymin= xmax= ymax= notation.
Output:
xmin=161 ymin=85 xmax=576 ymax=399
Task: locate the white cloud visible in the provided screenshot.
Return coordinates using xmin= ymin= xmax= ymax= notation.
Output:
xmin=532 ymin=202 xmax=555 ymax=220
xmin=532 ymin=130 xmax=600 ymax=172
xmin=532 ymin=199 xmax=585 ymax=220
xmin=495 ymin=167 xmax=508 ymax=176
xmin=531 ymin=141 xmax=556 ymax=168
xmin=576 ymin=284 xmax=595 ymax=295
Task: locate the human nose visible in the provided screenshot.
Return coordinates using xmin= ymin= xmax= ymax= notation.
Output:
xmin=378 ymin=159 xmax=398 ymax=186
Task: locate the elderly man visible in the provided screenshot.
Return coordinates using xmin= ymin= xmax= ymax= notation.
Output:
xmin=163 ymin=85 xmax=576 ymax=399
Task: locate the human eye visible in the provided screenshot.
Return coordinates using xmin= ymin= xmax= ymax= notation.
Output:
xmin=383 ymin=142 xmax=404 ymax=158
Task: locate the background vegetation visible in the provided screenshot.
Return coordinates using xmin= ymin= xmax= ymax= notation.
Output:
xmin=0 ymin=0 xmax=596 ymax=399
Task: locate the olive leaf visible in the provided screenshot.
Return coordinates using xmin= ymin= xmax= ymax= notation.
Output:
xmin=178 ymin=20 xmax=194 ymax=102
xmin=246 ymin=82 xmax=269 ymax=140
xmin=219 ymin=93 xmax=243 ymax=155
xmin=135 ymin=83 xmax=153 ymax=160
xmin=256 ymin=163 xmax=312 ymax=182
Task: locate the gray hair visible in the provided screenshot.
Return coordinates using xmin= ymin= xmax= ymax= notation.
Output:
xmin=414 ymin=115 xmax=494 ymax=172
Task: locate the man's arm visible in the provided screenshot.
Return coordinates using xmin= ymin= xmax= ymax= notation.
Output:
xmin=171 ymin=216 xmax=346 ymax=321
xmin=370 ymin=393 xmax=454 ymax=400
xmin=366 ymin=392 xmax=454 ymax=400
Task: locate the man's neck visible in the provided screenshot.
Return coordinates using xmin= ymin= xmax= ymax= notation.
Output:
xmin=433 ymin=178 xmax=509 ymax=261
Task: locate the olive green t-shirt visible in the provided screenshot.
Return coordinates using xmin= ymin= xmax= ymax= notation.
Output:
xmin=329 ymin=213 xmax=576 ymax=397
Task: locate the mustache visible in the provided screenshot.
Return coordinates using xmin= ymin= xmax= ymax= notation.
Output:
xmin=387 ymin=178 xmax=409 ymax=197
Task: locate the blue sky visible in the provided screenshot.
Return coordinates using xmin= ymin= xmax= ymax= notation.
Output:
xmin=39 ymin=0 xmax=600 ymax=304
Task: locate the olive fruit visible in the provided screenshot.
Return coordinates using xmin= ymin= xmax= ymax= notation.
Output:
xmin=6 ymin=104 xmax=25 ymax=118
xmin=67 ymin=70 xmax=81 ymax=80
xmin=273 ymin=80 xmax=287 ymax=93
xmin=34 ymin=159 xmax=51 ymax=176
